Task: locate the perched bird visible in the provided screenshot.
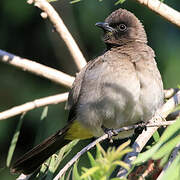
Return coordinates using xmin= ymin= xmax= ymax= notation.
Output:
xmin=11 ymin=8 xmax=164 ymax=174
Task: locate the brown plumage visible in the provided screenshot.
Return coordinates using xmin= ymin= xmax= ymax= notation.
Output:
xmin=11 ymin=9 xmax=164 ymax=175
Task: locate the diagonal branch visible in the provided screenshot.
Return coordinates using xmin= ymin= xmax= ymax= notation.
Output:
xmin=54 ymin=120 xmax=176 ymax=180
xmin=27 ymin=0 xmax=87 ymax=70
xmin=117 ymin=90 xmax=180 ymax=178
xmin=134 ymin=0 xmax=180 ymax=27
xmin=0 ymin=49 xmax=74 ymax=88
xmin=0 ymin=92 xmax=68 ymax=120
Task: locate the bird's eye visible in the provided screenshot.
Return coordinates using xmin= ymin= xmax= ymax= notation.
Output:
xmin=119 ymin=24 xmax=127 ymax=31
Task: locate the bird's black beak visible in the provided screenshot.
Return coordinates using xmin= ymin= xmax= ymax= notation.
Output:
xmin=95 ymin=22 xmax=114 ymax=32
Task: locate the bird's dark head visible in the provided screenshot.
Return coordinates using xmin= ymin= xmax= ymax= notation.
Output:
xmin=96 ymin=9 xmax=147 ymax=47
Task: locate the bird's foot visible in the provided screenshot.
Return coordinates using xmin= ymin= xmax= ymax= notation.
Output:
xmin=101 ymin=125 xmax=118 ymax=143
xmin=134 ymin=122 xmax=147 ymax=134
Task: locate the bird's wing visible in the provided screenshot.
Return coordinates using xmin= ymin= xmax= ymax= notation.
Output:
xmin=65 ymin=56 xmax=105 ymax=121
xmin=65 ymin=58 xmax=98 ymax=109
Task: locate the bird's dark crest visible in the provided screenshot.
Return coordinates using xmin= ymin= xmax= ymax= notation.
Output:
xmin=102 ymin=9 xmax=147 ymax=46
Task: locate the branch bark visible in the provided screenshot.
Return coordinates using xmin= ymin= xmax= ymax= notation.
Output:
xmin=0 ymin=49 xmax=74 ymax=88
xmin=117 ymin=90 xmax=180 ymax=178
xmin=27 ymin=0 xmax=87 ymax=70
xmin=0 ymin=93 xmax=68 ymax=120
xmin=134 ymin=0 xmax=180 ymax=27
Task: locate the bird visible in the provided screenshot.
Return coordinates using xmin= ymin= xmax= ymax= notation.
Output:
xmin=11 ymin=8 xmax=164 ymax=175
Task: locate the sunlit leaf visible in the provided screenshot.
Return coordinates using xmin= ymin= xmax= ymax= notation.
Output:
xmin=158 ymin=154 xmax=180 ymax=180
xmin=115 ymin=0 xmax=126 ymax=5
xmin=70 ymin=0 xmax=81 ymax=4
xmin=6 ymin=113 xmax=25 ymax=167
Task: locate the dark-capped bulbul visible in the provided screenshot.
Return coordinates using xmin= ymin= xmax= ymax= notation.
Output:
xmin=11 ymin=8 xmax=164 ymax=174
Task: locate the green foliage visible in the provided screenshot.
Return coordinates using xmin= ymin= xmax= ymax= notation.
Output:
xmin=6 ymin=113 xmax=26 ymax=167
xmin=152 ymin=130 xmax=160 ymax=143
xmin=70 ymin=0 xmax=81 ymax=4
xmin=115 ymin=0 xmax=126 ymax=5
xmin=34 ymin=139 xmax=79 ymax=179
xmin=34 ymin=106 xmax=48 ymax=145
xmin=158 ymin=154 xmax=180 ymax=180
xmin=134 ymin=118 xmax=180 ymax=179
xmin=72 ymin=140 xmax=132 ymax=180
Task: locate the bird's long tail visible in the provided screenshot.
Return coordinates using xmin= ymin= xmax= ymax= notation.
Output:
xmin=11 ymin=120 xmax=93 ymax=175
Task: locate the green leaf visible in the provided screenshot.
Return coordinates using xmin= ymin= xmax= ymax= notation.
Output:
xmin=54 ymin=139 xmax=79 ymax=171
xmin=67 ymin=167 xmax=73 ymax=180
xmin=81 ymin=166 xmax=100 ymax=179
xmin=37 ymin=157 xmax=51 ymax=179
xmin=153 ymin=134 xmax=180 ymax=160
xmin=41 ymin=106 xmax=48 ymax=120
xmin=34 ymin=106 xmax=48 ymax=145
xmin=158 ymin=154 xmax=180 ymax=180
xmin=87 ymin=151 xmax=96 ymax=167
xmin=134 ymin=118 xmax=180 ymax=165
xmin=159 ymin=153 xmax=170 ymax=167
xmin=6 ymin=113 xmax=25 ymax=167
xmin=153 ymin=130 xmax=160 ymax=142
xmin=157 ymin=119 xmax=180 ymax=143
xmin=115 ymin=0 xmax=126 ymax=5
xmin=96 ymin=144 xmax=103 ymax=159
xmin=45 ymin=154 xmax=58 ymax=179
xmin=79 ymin=141 xmax=130 ymax=179
xmin=134 ymin=143 xmax=161 ymax=164
xmin=70 ymin=0 xmax=81 ymax=4
xmin=72 ymin=161 xmax=81 ymax=180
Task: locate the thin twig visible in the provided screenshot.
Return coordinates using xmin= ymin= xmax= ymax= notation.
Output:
xmin=0 ymin=49 xmax=74 ymax=88
xmin=117 ymin=90 xmax=180 ymax=178
xmin=0 ymin=93 xmax=68 ymax=120
xmin=54 ymin=134 xmax=108 ymax=180
xmin=135 ymin=0 xmax=180 ymax=27
xmin=54 ymin=120 xmax=176 ymax=180
xmin=157 ymin=143 xmax=180 ymax=180
xmin=27 ymin=0 xmax=87 ymax=70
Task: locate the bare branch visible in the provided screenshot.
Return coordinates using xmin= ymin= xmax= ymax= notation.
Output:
xmin=0 ymin=49 xmax=74 ymax=88
xmin=0 ymin=93 xmax=68 ymax=120
xmin=117 ymin=90 xmax=180 ymax=178
xmin=54 ymin=120 xmax=175 ymax=179
xmin=27 ymin=0 xmax=87 ymax=70
xmin=135 ymin=0 xmax=180 ymax=27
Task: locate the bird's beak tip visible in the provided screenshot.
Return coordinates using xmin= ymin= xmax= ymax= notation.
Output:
xmin=95 ymin=22 xmax=106 ymax=27
xmin=95 ymin=22 xmax=114 ymax=32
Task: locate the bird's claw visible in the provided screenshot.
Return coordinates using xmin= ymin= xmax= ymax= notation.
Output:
xmin=101 ymin=126 xmax=118 ymax=143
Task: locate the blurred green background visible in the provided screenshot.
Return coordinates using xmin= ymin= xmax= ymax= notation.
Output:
xmin=0 ymin=0 xmax=180 ymax=179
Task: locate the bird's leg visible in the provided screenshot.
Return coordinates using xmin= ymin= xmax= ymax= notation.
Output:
xmin=134 ymin=121 xmax=147 ymax=135
xmin=101 ymin=125 xmax=118 ymax=143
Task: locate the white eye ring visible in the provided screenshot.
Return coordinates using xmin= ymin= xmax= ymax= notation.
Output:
xmin=119 ymin=24 xmax=127 ymax=31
